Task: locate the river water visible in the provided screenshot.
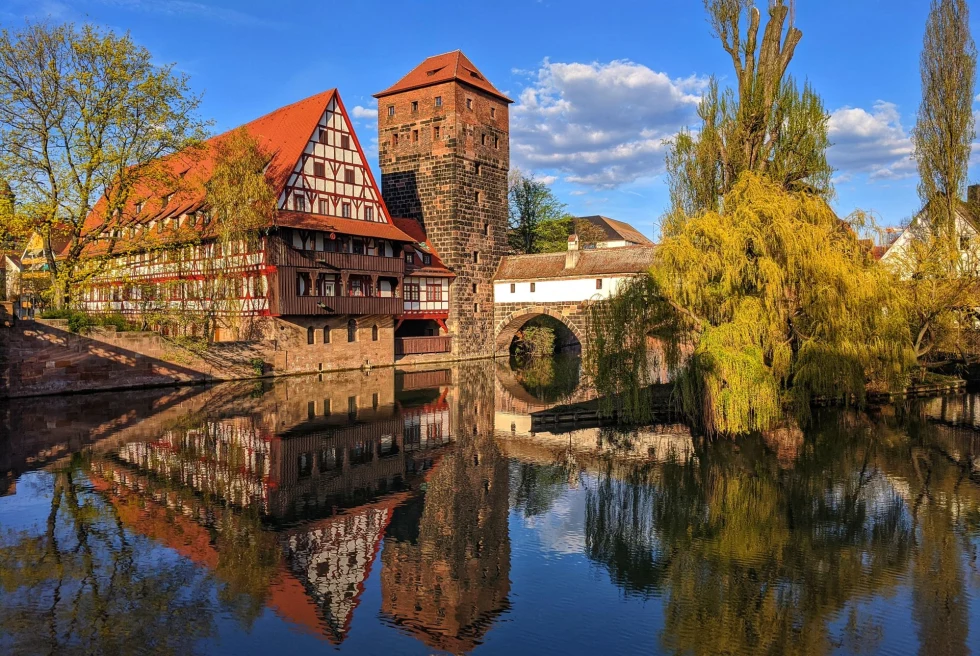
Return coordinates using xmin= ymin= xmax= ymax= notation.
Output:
xmin=1 ymin=356 xmax=979 ymax=655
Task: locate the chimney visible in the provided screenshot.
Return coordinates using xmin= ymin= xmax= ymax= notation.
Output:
xmin=969 ymin=184 xmax=980 ymax=207
xmin=565 ymin=234 xmax=580 ymax=269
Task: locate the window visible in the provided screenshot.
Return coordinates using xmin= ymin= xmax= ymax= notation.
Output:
xmin=344 ymin=168 xmax=355 ymax=184
xmin=471 ymin=283 xmax=477 ymax=293
xmin=426 ymin=285 xmax=442 ymax=301
xmin=342 ymin=203 xmax=351 ymax=218
xmin=392 ymin=133 xmax=399 ymax=146
xmin=294 ymin=194 xmax=306 ymax=211
xmin=473 ymin=251 xmax=480 ymax=263
xmin=412 ymin=129 xmax=418 ymax=142
xmin=434 ymin=96 xmax=442 ymax=107
xmin=372 ymin=324 xmax=379 ymax=341
xmin=318 ymin=199 xmax=328 ymax=214
xmin=405 ymin=252 xmax=415 ymax=264
xmin=411 ymin=100 xmax=418 ymax=112
xmin=530 ymin=282 xmax=536 ymax=292
xmin=404 ymin=283 xmax=420 ymax=301
xmin=347 ymin=319 xmax=357 ymax=342
xmin=422 ymin=253 xmax=431 ymax=265
xmin=365 ymin=207 xmax=374 ymax=221
xmin=323 ymin=325 xmax=330 ymax=343
xmin=481 ymin=133 xmax=486 ymax=146
xmin=466 ymin=98 xmax=472 ymax=110
xmin=314 ymin=161 xmax=325 ymax=177
xmin=341 ymin=134 xmax=350 ymax=149
xmin=433 ymin=125 xmax=440 ymax=139
xmin=297 ymin=453 xmax=312 ymax=478
xmin=387 ymin=105 xmax=395 ymax=116
xmin=308 ymin=401 xmax=315 ymax=419
xmin=319 ymin=446 xmax=338 ymax=471
xmin=307 ymin=326 xmax=315 ymax=345
xmin=510 ymin=283 xmax=515 ymax=293
xmin=491 ymin=106 xmax=496 ymax=118
xmin=596 ymin=278 xmax=603 ymax=290
xmin=318 ymin=129 xmax=327 ymax=144
xmin=474 ymin=302 xmax=479 ymax=312
xmin=475 ymin=191 xmax=481 ymax=203
xmin=494 ymin=135 xmax=499 ymax=148
xmin=484 ymin=222 xmax=490 ymax=236
xmin=475 ymin=163 xmax=481 ymax=175
xmin=347 ymin=395 xmax=357 ymax=420
xmin=135 ymin=201 xmax=143 ymax=214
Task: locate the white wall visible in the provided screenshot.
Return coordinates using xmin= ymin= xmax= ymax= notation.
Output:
xmin=494 ymin=275 xmax=636 ymax=304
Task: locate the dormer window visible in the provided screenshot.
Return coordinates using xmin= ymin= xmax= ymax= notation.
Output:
xmin=135 ymin=201 xmax=143 ymax=214
xmin=405 ymin=252 xmax=414 ymax=264
xmin=422 ymin=253 xmax=431 ymax=265
xmin=164 ymin=193 xmax=173 ymax=206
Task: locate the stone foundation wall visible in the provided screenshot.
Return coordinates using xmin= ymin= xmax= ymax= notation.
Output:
xmin=0 ymin=314 xmax=397 ymax=398
xmin=492 ymin=301 xmax=588 ymax=354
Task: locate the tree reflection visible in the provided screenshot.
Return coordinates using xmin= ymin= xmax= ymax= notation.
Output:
xmin=568 ymin=406 xmax=980 ymax=654
xmin=0 ymin=461 xmax=217 ymax=655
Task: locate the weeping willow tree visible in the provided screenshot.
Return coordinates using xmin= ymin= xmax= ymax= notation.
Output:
xmin=586 ymin=0 xmax=916 ymax=434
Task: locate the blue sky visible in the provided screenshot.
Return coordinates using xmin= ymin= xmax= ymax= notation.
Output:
xmin=1 ymin=0 xmax=976 ymax=240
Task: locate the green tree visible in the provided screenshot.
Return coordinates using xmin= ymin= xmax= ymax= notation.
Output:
xmin=912 ymin=0 xmax=977 ymax=241
xmin=534 ymin=215 xmax=613 ymax=253
xmin=0 ymin=21 xmax=208 ymax=307
xmin=508 ymin=169 xmax=566 ymax=254
xmin=664 ymin=0 xmax=832 ymax=223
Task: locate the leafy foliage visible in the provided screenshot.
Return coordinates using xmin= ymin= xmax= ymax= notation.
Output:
xmin=534 ymin=216 xmax=614 ymax=253
xmin=912 ymin=0 xmax=977 ymax=241
xmin=508 ymin=169 xmax=566 ymax=254
xmin=0 ymin=21 xmax=208 ymax=306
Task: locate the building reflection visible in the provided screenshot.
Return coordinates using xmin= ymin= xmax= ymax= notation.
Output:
xmin=79 ymin=367 xmax=459 ymax=645
xmin=380 ymin=363 xmax=511 ymax=652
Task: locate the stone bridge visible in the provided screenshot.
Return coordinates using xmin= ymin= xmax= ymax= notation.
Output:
xmin=492 ymin=301 xmax=589 ymax=356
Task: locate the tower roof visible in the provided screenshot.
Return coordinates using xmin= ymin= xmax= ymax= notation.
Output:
xmin=374 ymin=50 xmax=512 ymax=103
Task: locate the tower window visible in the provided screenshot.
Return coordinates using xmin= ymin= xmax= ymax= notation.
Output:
xmin=341 ymin=134 xmax=350 ymax=149
xmin=510 ymin=283 xmax=515 ymax=293
xmin=475 ymin=163 xmax=481 ymax=175
xmin=494 ymin=136 xmax=499 ymax=148
xmin=484 ymin=222 xmax=490 ymax=236
xmin=347 ymin=319 xmax=357 ymax=342
xmin=433 ymin=125 xmax=440 ymax=139
xmin=481 ymin=133 xmax=486 ymax=146
xmin=474 ymin=302 xmax=479 ymax=312
xmin=342 ymin=203 xmax=351 ymax=218
xmin=294 ymin=194 xmax=306 ymax=212
xmin=472 ymin=283 xmax=477 ymax=293
xmin=392 ymin=133 xmax=399 ymax=146
xmin=491 ymin=107 xmax=496 ymax=118
xmin=344 ymin=168 xmax=355 ymax=184
xmin=313 ymin=161 xmax=325 ymax=177
xmin=387 ymin=105 xmax=395 ymax=116
xmin=466 ymin=98 xmax=472 ymax=110
xmin=434 ymin=96 xmax=442 ymax=107
xmin=596 ymin=278 xmax=603 ymax=290
xmin=475 ymin=191 xmax=481 ymax=203
xmin=473 ymin=251 xmax=480 ymax=264
xmin=412 ymin=129 xmax=418 ymax=142
xmin=411 ymin=100 xmax=418 ymax=112
xmin=531 ymin=282 xmax=536 ymax=292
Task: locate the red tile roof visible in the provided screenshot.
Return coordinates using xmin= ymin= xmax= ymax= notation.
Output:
xmin=495 ymin=246 xmax=656 ymax=281
xmin=76 ymin=89 xmax=410 ymax=255
xmin=577 ymin=215 xmax=654 ymax=246
xmin=374 ymin=51 xmax=512 ymax=103
xmin=392 ymin=217 xmax=454 ymax=277
xmin=279 ymin=211 xmax=415 ymax=242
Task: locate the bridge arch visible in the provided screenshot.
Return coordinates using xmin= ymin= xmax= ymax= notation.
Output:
xmin=493 ymin=304 xmax=587 ymax=356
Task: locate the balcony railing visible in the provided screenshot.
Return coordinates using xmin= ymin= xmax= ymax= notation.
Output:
xmin=279 ymin=293 xmax=404 ymax=316
xmin=267 ymin=236 xmax=405 ymax=274
xmin=395 ymin=335 xmax=453 ymax=356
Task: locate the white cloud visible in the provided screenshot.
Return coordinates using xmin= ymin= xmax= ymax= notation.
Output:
xmin=511 ymin=59 xmax=707 ymax=189
xmin=827 ymin=101 xmax=915 ymax=181
xmin=352 ymin=105 xmax=378 ymax=120
xmin=537 ymin=174 xmax=558 ymax=185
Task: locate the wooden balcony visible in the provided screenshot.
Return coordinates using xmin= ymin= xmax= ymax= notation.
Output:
xmin=278 ymin=293 xmax=403 ymax=316
xmin=395 ymin=335 xmax=453 ymax=356
xmin=267 ymin=236 xmax=405 ymax=274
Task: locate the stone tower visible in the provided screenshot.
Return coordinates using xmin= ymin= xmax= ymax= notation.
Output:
xmin=375 ymin=51 xmax=511 ymax=358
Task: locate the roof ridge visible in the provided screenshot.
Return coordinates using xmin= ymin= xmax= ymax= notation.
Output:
xmin=208 ymin=88 xmax=336 ymax=144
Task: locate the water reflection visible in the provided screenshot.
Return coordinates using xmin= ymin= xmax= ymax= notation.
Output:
xmin=0 ymin=359 xmax=979 ymax=654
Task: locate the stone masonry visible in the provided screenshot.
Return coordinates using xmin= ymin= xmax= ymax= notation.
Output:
xmin=378 ymin=79 xmax=510 ymax=359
